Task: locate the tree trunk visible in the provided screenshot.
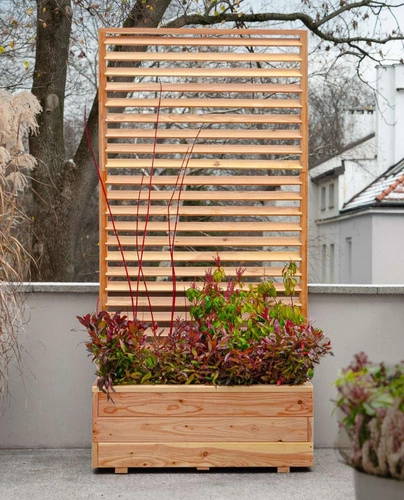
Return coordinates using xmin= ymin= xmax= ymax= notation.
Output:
xmin=29 ymin=0 xmax=74 ymax=280
xmin=29 ymin=0 xmax=172 ymax=281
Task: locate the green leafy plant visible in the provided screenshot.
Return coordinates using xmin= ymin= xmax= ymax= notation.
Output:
xmin=78 ymin=259 xmax=333 ymax=395
xmin=186 ymin=255 xmax=305 ymax=351
xmin=334 ymin=353 xmax=404 ymax=479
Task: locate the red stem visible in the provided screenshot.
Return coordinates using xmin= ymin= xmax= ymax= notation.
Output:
xmin=136 ymin=83 xmax=163 ymax=335
xmin=134 ymin=173 xmax=145 ymax=317
xmin=167 ymin=128 xmax=202 ymax=334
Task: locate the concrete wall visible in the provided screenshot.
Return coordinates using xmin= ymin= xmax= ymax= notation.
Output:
xmin=1 ymin=285 xmax=404 ymax=449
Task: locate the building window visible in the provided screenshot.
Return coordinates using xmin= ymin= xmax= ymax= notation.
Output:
xmin=330 ymin=244 xmax=335 ymax=283
xmin=320 ymin=186 xmax=326 ymax=211
xmin=345 ymin=237 xmax=352 ymax=283
xmin=322 ymin=244 xmax=327 ymax=282
xmin=328 ymin=183 xmax=335 ymax=209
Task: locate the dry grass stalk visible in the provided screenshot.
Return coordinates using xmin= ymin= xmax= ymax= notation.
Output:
xmin=0 ymin=90 xmax=41 ymax=401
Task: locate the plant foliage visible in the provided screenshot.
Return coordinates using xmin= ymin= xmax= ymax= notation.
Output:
xmin=334 ymin=353 xmax=404 ymax=479
xmin=78 ymin=260 xmax=332 ymax=395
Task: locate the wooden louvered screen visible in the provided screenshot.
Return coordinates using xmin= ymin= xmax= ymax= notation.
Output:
xmin=98 ymin=28 xmax=308 ymax=331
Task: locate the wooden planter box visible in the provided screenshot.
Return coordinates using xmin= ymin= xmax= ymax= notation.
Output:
xmin=92 ymin=382 xmax=313 ymax=473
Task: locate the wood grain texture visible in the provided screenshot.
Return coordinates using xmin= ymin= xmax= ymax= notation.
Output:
xmin=105 ymin=158 xmax=302 ymax=170
xmin=105 ymin=98 xmax=301 ymax=109
xmin=105 ymin=143 xmax=302 ymax=155
xmin=97 ymin=391 xmax=313 ymax=418
xmin=106 ymin=129 xmax=302 ymax=140
xmin=92 ymin=382 xmax=313 ymax=469
xmin=105 ymin=221 xmax=302 ymax=232
xmin=98 ymin=26 xmax=308 ymax=349
xmin=101 ymin=28 xmax=305 ymax=35
xmin=98 ymin=27 xmax=108 ymax=311
xmin=105 ymin=82 xmax=302 ymax=93
xmin=97 ymin=442 xmax=313 ymax=468
xmin=105 ymin=235 xmax=302 ymax=247
xmin=93 ymin=416 xmax=309 ymax=443
xmin=105 ymin=67 xmax=302 ymax=78
xmin=106 ymin=265 xmax=302 ymax=277
xmin=105 ymin=51 xmax=302 ymax=63
xmin=105 ymin=250 xmax=302 ymax=263
xmin=105 ymin=175 xmax=302 ymax=186
xmin=105 ymin=112 xmax=302 ymax=124
xmin=92 ymin=381 xmax=312 ymax=394
xmin=103 ymin=36 xmax=302 ymax=47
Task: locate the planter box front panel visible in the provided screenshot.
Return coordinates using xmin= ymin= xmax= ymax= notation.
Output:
xmin=92 ymin=383 xmax=313 ymax=471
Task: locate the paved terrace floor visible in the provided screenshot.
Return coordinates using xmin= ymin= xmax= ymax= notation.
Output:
xmin=0 ymin=448 xmax=354 ymax=500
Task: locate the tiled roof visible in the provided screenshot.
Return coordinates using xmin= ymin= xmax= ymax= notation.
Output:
xmin=342 ymin=157 xmax=404 ymax=212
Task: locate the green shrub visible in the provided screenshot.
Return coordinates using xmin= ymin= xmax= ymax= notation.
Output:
xmin=78 ymin=260 xmax=332 ymax=395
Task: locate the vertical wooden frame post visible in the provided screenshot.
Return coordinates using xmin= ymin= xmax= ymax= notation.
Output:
xmin=299 ymin=30 xmax=309 ymax=317
xmin=98 ymin=29 xmax=108 ymax=311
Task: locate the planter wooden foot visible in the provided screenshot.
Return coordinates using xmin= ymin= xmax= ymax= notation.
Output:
xmin=115 ymin=467 xmax=128 ymax=474
xmin=277 ymin=466 xmax=290 ymax=473
xmin=197 ymin=467 xmax=210 ymax=471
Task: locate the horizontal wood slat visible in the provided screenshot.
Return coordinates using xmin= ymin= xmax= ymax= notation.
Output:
xmin=106 ymin=159 xmax=302 ymax=170
xmin=97 ymin=441 xmax=313 ymax=468
xmin=106 ymin=300 xmax=303 ymax=320
xmin=106 ymin=175 xmax=302 ymax=186
xmin=106 ymin=83 xmax=302 ymax=93
xmin=105 ymin=51 xmax=302 ymax=63
xmin=106 ymin=191 xmax=301 ymax=202
xmin=103 ymin=28 xmax=304 ymax=35
xmin=93 ymin=381 xmax=312 ymax=393
xmin=106 ymin=98 xmax=301 ymax=109
xmin=106 ymin=236 xmax=301 ymax=246
xmin=105 ymin=67 xmax=302 ymax=78
xmin=106 ymin=206 xmax=302 ymax=217
xmin=106 ymin=113 xmax=302 ymax=124
xmin=104 ymin=36 xmax=302 ymax=47
xmin=105 ymin=250 xmax=302 ymax=262
xmin=106 ymin=144 xmax=301 ymax=155
xmin=93 ymin=416 xmax=309 ymax=443
xmin=97 ymin=390 xmax=312 ymax=417
xmin=106 ymin=266 xmax=302 ymax=278
xmin=106 ymin=129 xmax=302 ymax=140
xmin=105 ymin=282 xmax=300 ymax=293
xmin=106 ymin=221 xmax=302 ymax=232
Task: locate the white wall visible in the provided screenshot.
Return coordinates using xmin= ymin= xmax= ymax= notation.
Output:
xmin=376 ymin=64 xmax=404 ymax=172
xmin=1 ymin=286 xmax=404 ymax=449
xmin=372 ymin=212 xmax=404 ymax=283
xmin=343 ymin=109 xmax=375 ymax=145
xmin=337 ymin=213 xmax=373 ymax=284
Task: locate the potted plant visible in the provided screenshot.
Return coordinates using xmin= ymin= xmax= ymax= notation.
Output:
xmin=78 ymin=258 xmax=332 ymax=473
xmin=334 ymin=353 xmax=404 ymax=499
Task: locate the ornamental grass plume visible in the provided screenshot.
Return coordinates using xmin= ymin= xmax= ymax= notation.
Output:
xmin=0 ymin=89 xmax=40 ymax=402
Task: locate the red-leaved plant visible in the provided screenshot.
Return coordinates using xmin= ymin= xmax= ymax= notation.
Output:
xmin=334 ymin=353 xmax=404 ymax=479
xmin=80 ymin=86 xmax=332 ymax=397
xmin=78 ymin=259 xmax=333 ymax=395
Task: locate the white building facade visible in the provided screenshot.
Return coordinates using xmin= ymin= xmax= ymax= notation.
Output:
xmin=309 ymin=64 xmax=404 ymax=284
